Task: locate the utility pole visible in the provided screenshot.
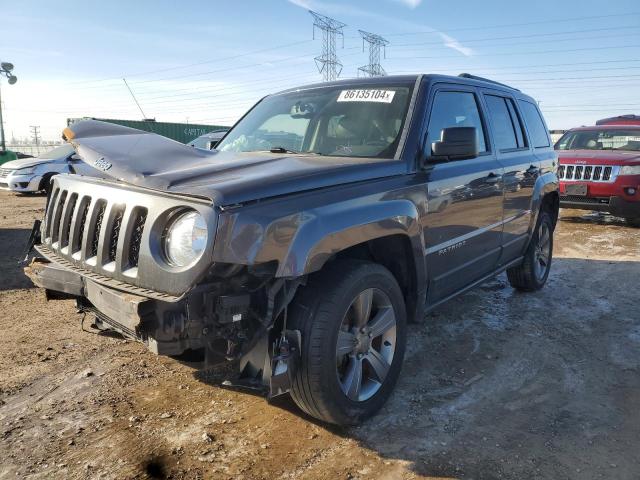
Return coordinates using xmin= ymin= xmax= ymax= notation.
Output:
xmin=309 ymin=10 xmax=346 ymax=82
xmin=358 ymin=30 xmax=389 ymax=77
xmin=0 ymin=82 xmax=5 ymax=152
xmin=30 ymin=126 xmax=41 ymax=155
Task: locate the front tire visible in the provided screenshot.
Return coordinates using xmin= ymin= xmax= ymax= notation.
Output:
xmin=38 ymin=173 xmax=56 ymax=195
xmin=507 ymin=211 xmax=554 ymax=291
xmin=624 ymin=217 xmax=640 ymax=228
xmin=289 ymin=260 xmax=406 ymax=426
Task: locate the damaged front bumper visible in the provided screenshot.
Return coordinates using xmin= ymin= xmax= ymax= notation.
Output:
xmin=24 ymin=248 xmax=302 ymax=397
xmin=24 ymin=255 xmax=193 ymax=355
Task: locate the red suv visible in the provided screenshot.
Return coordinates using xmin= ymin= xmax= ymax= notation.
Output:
xmin=556 ymin=125 xmax=640 ymax=226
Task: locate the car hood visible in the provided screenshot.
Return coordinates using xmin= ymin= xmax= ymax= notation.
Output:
xmin=558 ymin=150 xmax=640 ymax=165
xmin=1 ymin=157 xmax=56 ymax=170
xmin=63 ymin=120 xmax=406 ymax=205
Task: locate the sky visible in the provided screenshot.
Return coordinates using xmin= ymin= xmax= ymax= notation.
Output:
xmin=1 ymin=0 xmax=639 ymax=141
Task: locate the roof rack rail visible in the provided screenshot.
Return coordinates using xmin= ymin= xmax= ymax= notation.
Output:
xmin=458 ymin=73 xmax=520 ymax=92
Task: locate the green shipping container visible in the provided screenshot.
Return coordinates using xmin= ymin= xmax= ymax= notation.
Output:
xmin=67 ymin=118 xmax=230 ymax=144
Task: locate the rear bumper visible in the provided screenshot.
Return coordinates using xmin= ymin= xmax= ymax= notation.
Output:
xmin=560 ymin=195 xmax=640 ymax=218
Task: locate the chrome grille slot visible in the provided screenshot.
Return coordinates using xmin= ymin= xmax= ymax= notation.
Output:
xmin=50 ymin=190 xmax=68 ymax=245
xmin=44 ymin=187 xmax=60 ymax=239
xmin=603 ymin=166 xmax=612 ymax=181
xmin=574 ymin=166 xmax=583 ymax=180
xmin=0 ymin=168 xmax=11 ymax=179
xmin=72 ymin=197 xmax=91 ymax=256
xmin=89 ymin=200 xmax=107 ymax=259
xmin=128 ymin=207 xmax=147 ymax=269
xmin=108 ymin=206 xmax=125 ymax=263
xmin=557 ymin=165 xmax=565 ymax=178
xmin=593 ymin=166 xmax=602 ymax=180
xmin=583 ymin=166 xmax=592 ymax=180
xmin=59 ymin=193 xmax=78 ymax=251
xmin=566 ymin=166 xmax=574 ymax=179
xmin=38 ymin=175 xmax=217 ymax=298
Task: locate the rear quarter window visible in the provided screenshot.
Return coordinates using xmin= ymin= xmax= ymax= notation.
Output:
xmin=518 ymin=100 xmax=550 ymax=148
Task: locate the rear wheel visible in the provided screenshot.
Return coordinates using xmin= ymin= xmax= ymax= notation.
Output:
xmin=289 ymin=260 xmax=406 ymax=426
xmin=507 ymin=211 xmax=554 ymax=291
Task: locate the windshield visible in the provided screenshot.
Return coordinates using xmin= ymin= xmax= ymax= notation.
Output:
xmin=216 ymin=84 xmax=414 ymax=158
xmin=36 ymin=144 xmax=75 ymax=160
xmin=556 ymin=129 xmax=640 ymax=152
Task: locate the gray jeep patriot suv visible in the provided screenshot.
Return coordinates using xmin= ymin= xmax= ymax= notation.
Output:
xmin=25 ymin=74 xmax=559 ymax=425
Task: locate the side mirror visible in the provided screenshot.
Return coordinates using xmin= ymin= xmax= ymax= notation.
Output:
xmin=430 ymin=127 xmax=479 ymax=162
xmin=206 ymin=141 xmax=217 ymax=150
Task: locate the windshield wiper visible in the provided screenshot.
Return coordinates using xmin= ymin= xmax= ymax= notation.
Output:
xmin=269 ymin=146 xmax=299 ymax=154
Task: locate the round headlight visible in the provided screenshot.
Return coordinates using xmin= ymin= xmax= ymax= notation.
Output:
xmin=164 ymin=210 xmax=208 ymax=267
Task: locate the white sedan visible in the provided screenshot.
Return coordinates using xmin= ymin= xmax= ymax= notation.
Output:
xmin=0 ymin=145 xmax=98 ymax=193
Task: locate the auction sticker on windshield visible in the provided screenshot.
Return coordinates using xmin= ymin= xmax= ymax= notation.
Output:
xmin=337 ymin=89 xmax=396 ymax=103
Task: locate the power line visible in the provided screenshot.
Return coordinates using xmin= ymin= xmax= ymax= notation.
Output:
xmin=392 ymin=25 xmax=640 ymax=48
xmin=394 ymin=32 xmax=639 ymax=53
xmin=375 ymin=11 xmax=640 ymax=37
xmin=72 ymin=51 xmax=319 ymax=90
xmin=358 ymin=30 xmax=389 ymax=77
xmin=387 ymin=44 xmax=640 ymax=60
xmin=309 ymin=10 xmax=346 ymax=81
xmin=68 ymin=39 xmax=315 ymax=85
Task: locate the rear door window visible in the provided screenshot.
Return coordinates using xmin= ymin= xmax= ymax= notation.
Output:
xmin=485 ymin=95 xmax=518 ymax=151
xmin=426 ymin=91 xmax=487 ymax=155
xmin=518 ymin=100 xmax=550 ymax=148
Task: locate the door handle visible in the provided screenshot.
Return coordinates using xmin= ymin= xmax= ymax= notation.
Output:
xmin=485 ymin=172 xmax=501 ymax=184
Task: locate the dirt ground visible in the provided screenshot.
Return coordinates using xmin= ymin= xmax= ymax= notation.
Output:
xmin=1 ymin=189 xmax=639 ymax=480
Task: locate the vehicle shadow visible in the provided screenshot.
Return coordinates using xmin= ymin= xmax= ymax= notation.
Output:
xmin=196 ymin=257 xmax=640 ymax=479
xmin=559 ymin=208 xmax=628 ymax=226
xmin=0 ymin=227 xmax=35 ymax=291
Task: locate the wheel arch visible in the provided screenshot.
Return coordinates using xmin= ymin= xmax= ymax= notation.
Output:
xmin=528 ymin=171 xmax=560 ymax=235
xmin=274 ymin=199 xmax=426 ymax=322
xmin=37 ymin=172 xmax=57 ymax=192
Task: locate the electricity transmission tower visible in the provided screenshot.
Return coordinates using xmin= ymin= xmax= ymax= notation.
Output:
xmin=358 ymin=30 xmax=389 ymax=77
xmin=30 ymin=125 xmax=41 ymax=155
xmin=309 ymin=10 xmax=346 ymax=82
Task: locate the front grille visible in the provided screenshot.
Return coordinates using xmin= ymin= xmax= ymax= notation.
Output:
xmin=43 ymin=188 xmax=145 ymax=278
xmin=559 ymin=164 xmax=617 ymax=183
xmin=40 ymin=175 xmax=215 ymax=299
xmin=0 ymin=168 xmax=11 ymax=179
xmin=560 ymin=195 xmax=610 ymax=204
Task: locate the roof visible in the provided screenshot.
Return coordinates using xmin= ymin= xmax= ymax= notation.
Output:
xmin=276 ymin=73 xmax=534 ymax=102
xmin=568 ymin=125 xmax=640 ymax=132
xmin=596 ymin=114 xmax=640 ymax=125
